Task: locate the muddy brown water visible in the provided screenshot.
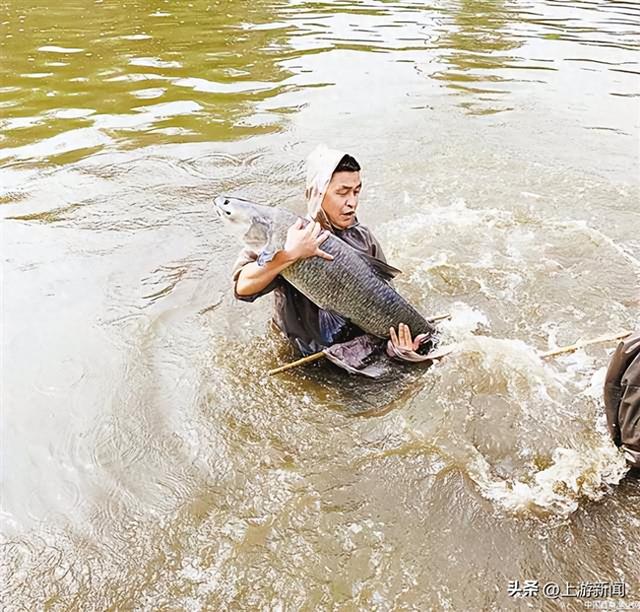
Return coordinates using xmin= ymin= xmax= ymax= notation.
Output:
xmin=1 ymin=1 xmax=639 ymax=610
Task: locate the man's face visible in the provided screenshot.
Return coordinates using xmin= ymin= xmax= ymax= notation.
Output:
xmin=321 ymin=170 xmax=362 ymax=230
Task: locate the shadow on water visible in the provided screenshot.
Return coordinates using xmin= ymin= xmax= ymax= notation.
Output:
xmin=215 ymin=328 xmax=436 ymax=418
xmin=293 ymin=359 xmax=437 ymax=418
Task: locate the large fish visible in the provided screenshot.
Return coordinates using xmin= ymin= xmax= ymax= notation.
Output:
xmin=214 ymin=195 xmax=437 ymax=341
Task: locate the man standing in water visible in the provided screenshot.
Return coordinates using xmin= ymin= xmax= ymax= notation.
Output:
xmin=604 ymin=331 xmax=640 ymax=474
xmin=232 ymin=144 xmax=432 ymax=374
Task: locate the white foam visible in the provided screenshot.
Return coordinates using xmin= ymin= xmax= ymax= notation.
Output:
xmin=438 ymin=301 xmax=489 ymax=340
xmin=471 ymin=445 xmax=628 ymax=515
xmin=377 ymin=197 xmax=635 ymax=517
xmin=581 ymin=365 xmax=608 ymax=400
xmin=384 ymin=198 xmax=514 ymax=236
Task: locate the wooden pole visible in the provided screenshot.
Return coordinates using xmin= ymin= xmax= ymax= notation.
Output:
xmin=267 ymin=351 xmax=326 ymax=376
xmin=539 ymin=330 xmax=632 ymax=358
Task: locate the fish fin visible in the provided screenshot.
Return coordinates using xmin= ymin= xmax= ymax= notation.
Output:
xmin=319 ymin=309 xmax=349 ymax=345
xmin=358 ymin=253 xmax=402 ymax=281
xmin=243 ymin=218 xmax=274 ymax=252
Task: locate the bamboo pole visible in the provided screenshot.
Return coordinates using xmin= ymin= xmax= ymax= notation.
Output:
xmin=267 ymin=351 xmax=326 ymax=376
xmin=539 ymin=330 xmax=632 ymax=359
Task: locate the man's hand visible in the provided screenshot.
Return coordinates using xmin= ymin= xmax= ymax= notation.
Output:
xmin=284 ymin=219 xmax=334 ymax=262
xmin=389 ymin=323 xmax=422 ymax=352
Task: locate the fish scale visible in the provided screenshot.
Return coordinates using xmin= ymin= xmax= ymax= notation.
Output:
xmin=215 ymin=196 xmax=437 ymax=340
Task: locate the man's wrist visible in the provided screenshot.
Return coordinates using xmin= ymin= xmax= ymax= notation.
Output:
xmin=277 ymin=248 xmax=299 ymax=265
xmin=255 ymin=248 xmax=298 ymax=271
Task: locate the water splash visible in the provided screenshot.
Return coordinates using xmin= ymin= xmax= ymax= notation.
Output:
xmin=469 ymin=445 xmax=628 ymax=516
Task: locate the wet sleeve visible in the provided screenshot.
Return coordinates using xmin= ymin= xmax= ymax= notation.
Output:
xmin=604 ymin=332 xmax=640 ymax=448
xmin=619 ymin=353 xmax=640 ymax=465
xmin=231 ymin=248 xmax=281 ymax=303
xmin=604 ymin=345 xmax=625 ymax=446
xmin=604 ymin=332 xmax=640 ymax=468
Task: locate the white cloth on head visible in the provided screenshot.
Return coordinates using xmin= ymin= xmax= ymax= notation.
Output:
xmin=305 ymin=144 xmax=346 ymax=220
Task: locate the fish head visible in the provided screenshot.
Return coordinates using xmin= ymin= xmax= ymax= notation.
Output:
xmin=214 ymin=195 xmax=279 ymax=251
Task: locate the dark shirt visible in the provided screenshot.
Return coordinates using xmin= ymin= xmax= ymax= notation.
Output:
xmin=232 ymin=219 xmax=387 ymax=356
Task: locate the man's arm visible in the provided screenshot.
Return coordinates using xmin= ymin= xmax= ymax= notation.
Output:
xmin=235 ymin=219 xmax=334 ymax=298
xmin=235 ymin=250 xmax=298 ymax=297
